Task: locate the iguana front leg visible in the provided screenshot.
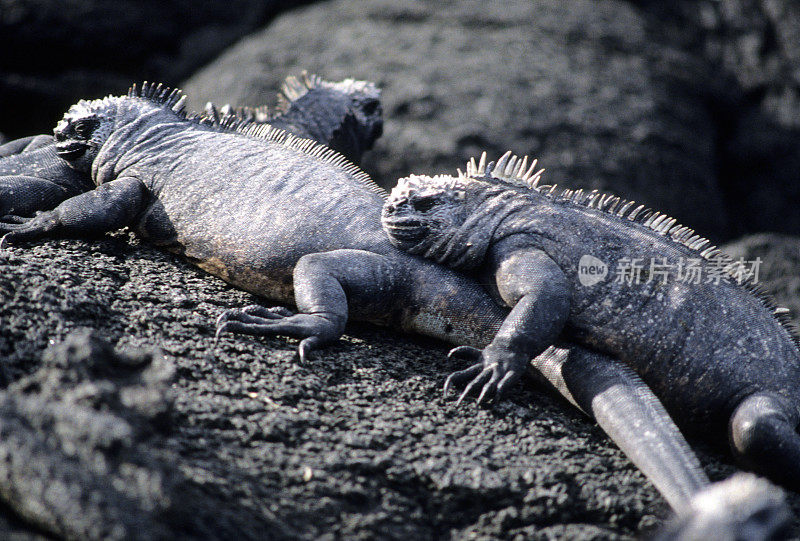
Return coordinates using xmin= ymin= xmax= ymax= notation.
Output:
xmin=447 ymin=243 xmax=570 ymax=404
xmin=216 ymin=249 xmax=399 ymax=361
xmin=0 ymin=177 xmax=148 ymax=245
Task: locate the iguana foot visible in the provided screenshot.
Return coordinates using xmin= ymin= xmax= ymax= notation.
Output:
xmin=653 ymin=473 xmax=791 ymax=541
xmin=0 ymin=211 xmax=58 ymax=246
xmin=215 ymin=305 xmax=344 ymax=361
xmin=444 ymin=345 xmax=527 ymax=406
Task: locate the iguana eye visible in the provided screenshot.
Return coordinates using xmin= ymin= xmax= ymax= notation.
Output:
xmin=361 ymin=99 xmax=380 ymax=116
xmin=73 ymin=118 xmax=98 ymax=139
xmin=412 ymin=196 xmax=438 ymax=213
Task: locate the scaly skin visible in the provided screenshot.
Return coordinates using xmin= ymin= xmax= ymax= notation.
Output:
xmin=0 ymin=134 xmax=93 ymax=216
xmin=0 ymin=86 xmax=789 ymax=537
xmin=381 ymin=150 xmax=800 ymax=492
xmin=0 ymin=73 xmax=382 ymax=219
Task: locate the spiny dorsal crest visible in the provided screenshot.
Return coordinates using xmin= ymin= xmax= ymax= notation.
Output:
xmin=199 ymin=102 xmax=272 ymax=128
xmin=276 ymin=70 xmax=381 ymax=114
xmin=126 ymin=80 xmax=384 ymax=198
xmin=459 ymin=151 xmax=545 ymax=189
xmin=127 ymin=81 xmax=187 ymax=116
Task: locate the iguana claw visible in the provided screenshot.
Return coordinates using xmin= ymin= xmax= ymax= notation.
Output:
xmin=214 ymin=304 xmax=341 ymax=361
xmin=0 ymin=211 xmax=57 ymax=242
xmin=444 ymin=345 xmax=526 ymax=406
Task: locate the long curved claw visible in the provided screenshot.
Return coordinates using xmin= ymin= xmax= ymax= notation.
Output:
xmin=212 ymin=304 xmax=342 ymax=356
xmin=495 ymin=371 xmax=516 ymax=401
xmin=298 ymin=336 xmax=321 ymax=363
xmin=476 ymin=371 xmax=502 ymax=405
xmin=0 ymin=214 xmax=28 ymax=224
xmin=215 ymin=305 xmax=296 ymax=341
xmin=443 ymin=363 xmax=482 ymax=396
xmin=456 ymin=366 xmax=492 ymax=406
xmin=0 ymin=212 xmax=57 ymax=243
xmin=444 ymin=344 xmax=527 ymax=406
xmin=242 ymin=305 xmax=294 ymax=318
xmin=448 ymin=345 xmax=482 ymax=361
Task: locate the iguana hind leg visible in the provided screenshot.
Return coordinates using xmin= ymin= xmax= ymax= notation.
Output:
xmin=729 ymin=392 xmax=800 ymax=490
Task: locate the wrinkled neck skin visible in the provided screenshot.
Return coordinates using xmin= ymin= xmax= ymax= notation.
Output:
xmin=409 ymin=188 xmax=532 ymax=272
xmin=91 ymin=101 xmax=182 ymax=186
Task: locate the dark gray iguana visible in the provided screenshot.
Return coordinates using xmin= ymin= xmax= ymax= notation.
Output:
xmin=0 ymin=85 xmax=789 ymax=537
xmin=380 ymin=151 xmax=800 ymax=492
xmin=0 ymin=72 xmax=382 ymax=218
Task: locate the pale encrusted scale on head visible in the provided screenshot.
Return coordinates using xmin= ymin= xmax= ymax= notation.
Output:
xmin=394 ymin=173 xmax=467 ymax=202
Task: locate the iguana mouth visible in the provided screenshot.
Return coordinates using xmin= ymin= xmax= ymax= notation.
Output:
xmin=382 ymin=217 xmax=427 ymax=243
xmin=384 ymin=218 xmax=422 ymax=229
xmin=55 ymin=142 xmax=88 ymax=161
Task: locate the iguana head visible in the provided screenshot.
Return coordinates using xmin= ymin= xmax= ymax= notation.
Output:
xmin=279 ymin=73 xmax=383 ymax=161
xmin=337 ymin=79 xmax=383 ymax=151
xmin=382 ymin=174 xmax=467 ymax=249
xmin=383 ymin=152 xmax=546 ymax=270
xmin=53 ymin=97 xmax=118 ymax=171
xmin=382 ymin=173 xmax=498 ymax=270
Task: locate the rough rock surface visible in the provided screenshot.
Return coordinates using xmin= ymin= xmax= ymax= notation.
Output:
xmin=0 ymin=331 xmax=177 ymax=540
xmin=183 ymin=0 xmax=800 ymax=240
xmin=0 ymin=232 xmax=799 ymax=539
xmin=0 ymin=0 xmax=309 ymax=139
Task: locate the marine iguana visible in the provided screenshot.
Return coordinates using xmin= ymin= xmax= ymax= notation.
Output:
xmin=0 ymin=72 xmax=382 ymax=218
xmin=381 ymin=151 xmax=800 ymax=490
xmin=0 ymin=85 xmax=789 ymax=536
